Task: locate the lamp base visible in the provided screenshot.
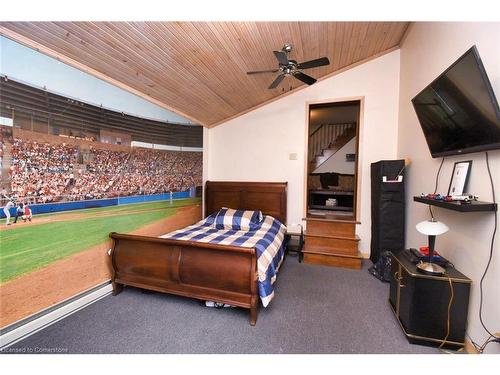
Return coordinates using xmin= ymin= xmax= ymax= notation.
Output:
xmin=416 ymin=261 xmax=446 ymax=275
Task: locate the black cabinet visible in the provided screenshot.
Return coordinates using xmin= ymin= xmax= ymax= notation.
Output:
xmin=389 ymin=252 xmax=471 ymax=348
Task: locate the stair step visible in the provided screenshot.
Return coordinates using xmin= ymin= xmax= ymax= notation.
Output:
xmin=305 ymin=218 xmax=357 ymax=236
xmin=303 ymin=251 xmax=363 ymax=270
xmin=302 ymin=248 xmax=363 ymax=258
xmin=303 ymin=237 xmax=358 ymax=255
xmin=321 ymin=149 xmax=337 ymax=158
xmin=315 ymin=155 xmax=328 ymax=164
xmin=305 ymin=233 xmax=360 ymax=241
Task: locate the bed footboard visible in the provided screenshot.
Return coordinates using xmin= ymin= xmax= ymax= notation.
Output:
xmin=109 ymin=232 xmax=260 ymax=325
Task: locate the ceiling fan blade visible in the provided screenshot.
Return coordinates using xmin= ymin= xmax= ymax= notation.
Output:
xmin=247 ymin=69 xmax=280 ymax=75
xmin=268 ymin=74 xmax=285 ymax=89
xmin=297 ymin=57 xmax=330 ymax=70
xmin=273 ymin=51 xmax=289 ymax=65
xmin=293 ymin=71 xmax=317 ymax=85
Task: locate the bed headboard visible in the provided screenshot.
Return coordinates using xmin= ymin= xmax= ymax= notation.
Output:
xmin=205 ymin=181 xmax=288 ymax=225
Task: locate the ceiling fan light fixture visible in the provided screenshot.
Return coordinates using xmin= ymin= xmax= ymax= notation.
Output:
xmin=246 ymin=43 xmax=330 ymax=89
xmin=283 ymin=43 xmax=293 ymax=53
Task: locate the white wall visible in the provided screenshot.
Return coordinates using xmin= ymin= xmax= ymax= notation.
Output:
xmin=206 ymin=50 xmax=401 ymax=254
xmin=202 ymin=126 xmax=210 ymax=214
xmin=313 ymin=137 xmax=357 ymax=175
xmin=398 ymin=22 xmax=500 ymax=353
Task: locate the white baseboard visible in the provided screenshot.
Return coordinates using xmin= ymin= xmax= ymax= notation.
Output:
xmin=0 ymin=282 xmax=113 ymax=350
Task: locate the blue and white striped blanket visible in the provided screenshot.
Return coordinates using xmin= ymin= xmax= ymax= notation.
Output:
xmin=160 ymin=213 xmax=287 ymax=307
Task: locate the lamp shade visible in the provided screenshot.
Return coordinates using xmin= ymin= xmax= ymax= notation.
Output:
xmin=416 ymin=219 xmax=449 ymax=236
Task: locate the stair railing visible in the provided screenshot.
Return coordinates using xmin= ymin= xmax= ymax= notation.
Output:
xmin=309 ymin=122 xmax=356 ymax=162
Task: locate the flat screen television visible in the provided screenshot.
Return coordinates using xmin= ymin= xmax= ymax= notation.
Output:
xmin=412 ymin=46 xmax=500 ymax=158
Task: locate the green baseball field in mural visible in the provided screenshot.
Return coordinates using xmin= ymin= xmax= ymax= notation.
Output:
xmin=0 ymin=198 xmax=200 ymax=283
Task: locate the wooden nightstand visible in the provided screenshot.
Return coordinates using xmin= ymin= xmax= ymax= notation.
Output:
xmin=286 ymin=224 xmax=304 ymax=262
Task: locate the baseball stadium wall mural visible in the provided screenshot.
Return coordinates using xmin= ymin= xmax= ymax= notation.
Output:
xmin=0 ymin=77 xmax=203 ymax=328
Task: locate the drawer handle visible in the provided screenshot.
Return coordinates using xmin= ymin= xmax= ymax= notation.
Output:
xmin=394 ymin=271 xmax=406 ymax=288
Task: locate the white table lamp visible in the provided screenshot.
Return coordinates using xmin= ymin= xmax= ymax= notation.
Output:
xmin=416 ymin=218 xmax=449 ymax=275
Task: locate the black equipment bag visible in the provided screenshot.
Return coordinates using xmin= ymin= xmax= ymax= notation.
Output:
xmin=370 ymin=160 xmax=405 ymax=264
xmin=368 ymin=251 xmax=393 ymax=282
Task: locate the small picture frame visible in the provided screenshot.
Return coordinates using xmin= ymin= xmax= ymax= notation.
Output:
xmin=448 ymin=160 xmax=472 ymax=196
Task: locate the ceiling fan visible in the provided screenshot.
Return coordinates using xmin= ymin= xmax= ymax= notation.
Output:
xmin=247 ymin=43 xmax=330 ymax=89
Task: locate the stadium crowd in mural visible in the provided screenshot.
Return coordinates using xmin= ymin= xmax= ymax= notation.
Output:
xmin=8 ymin=137 xmax=202 ymax=204
xmin=0 ymin=125 xmax=13 ymax=177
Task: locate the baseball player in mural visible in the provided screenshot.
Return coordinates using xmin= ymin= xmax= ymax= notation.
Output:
xmin=13 ymin=202 xmax=27 ymax=224
xmin=12 ymin=202 xmax=23 ymax=224
xmin=22 ymin=204 xmax=33 ymax=222
xmin=2 ymin=192 xmax=15 ymax=226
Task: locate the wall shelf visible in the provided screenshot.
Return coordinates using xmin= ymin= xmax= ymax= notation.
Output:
xmin=309 ymin=190 xmax=354 ymax=213
xmin=309 ymin=204 xmax=352 ymax=211
xmin=413 ymin=196 xmax=497 ymax=212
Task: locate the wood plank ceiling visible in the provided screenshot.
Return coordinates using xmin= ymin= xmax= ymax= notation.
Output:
xmin=0 ymin=22 xmax=410 ymax=127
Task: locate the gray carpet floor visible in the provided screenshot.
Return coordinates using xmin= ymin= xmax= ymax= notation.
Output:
xmin=8 ymin=257 xmax=438 ymax=354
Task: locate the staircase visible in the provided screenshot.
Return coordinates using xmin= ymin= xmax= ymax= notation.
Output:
xmin=303 ymin=218 xmax=363 ymax=269
xmin=305 ymin=121 xmax=362 ymax=269
xmin=309 ymin=123 xmax=356 ymax=172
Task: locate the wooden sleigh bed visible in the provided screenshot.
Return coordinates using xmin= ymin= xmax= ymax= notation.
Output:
xmin=109 ymin=181 xmax=287 ymax=325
